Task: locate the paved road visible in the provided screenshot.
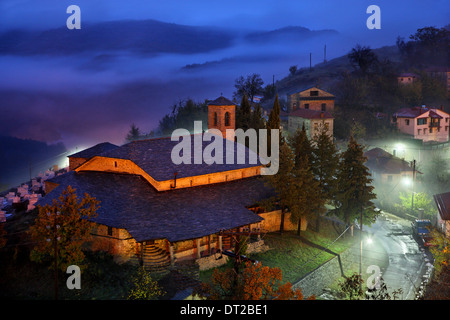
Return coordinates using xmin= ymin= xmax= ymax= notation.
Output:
xmin=363 ymin=212 xmax=432 ymax=299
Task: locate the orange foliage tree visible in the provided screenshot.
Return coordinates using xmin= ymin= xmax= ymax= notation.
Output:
xmin=195 ymin=261 xmax=314 ymax=300
xmin=29 ymin=185 xmax=99 ymax=272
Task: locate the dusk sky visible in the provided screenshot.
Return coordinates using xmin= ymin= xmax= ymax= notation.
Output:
xmin=0 ymin=0 xmax=448 ymax=154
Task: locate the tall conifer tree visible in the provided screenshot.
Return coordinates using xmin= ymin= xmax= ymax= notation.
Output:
xmin=334 ymin=136 xmax=377 ymax=226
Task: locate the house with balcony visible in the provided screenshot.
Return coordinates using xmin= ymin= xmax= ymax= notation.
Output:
xmin=392 ymin=106 xmax=450 ymax=142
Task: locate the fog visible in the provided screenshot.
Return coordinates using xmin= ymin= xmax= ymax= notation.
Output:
xmin=0 ymin=0 xmax=448 ymax=152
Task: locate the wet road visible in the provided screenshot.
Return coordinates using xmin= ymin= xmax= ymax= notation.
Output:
xmin=363 ymin=212 xmax=432 ymax=299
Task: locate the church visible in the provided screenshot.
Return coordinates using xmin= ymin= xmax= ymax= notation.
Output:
xmin=38 ymin=96 xmax=291 ymax=271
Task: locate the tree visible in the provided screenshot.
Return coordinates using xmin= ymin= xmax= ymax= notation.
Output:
xmin=127 ymin=266 xmax=166 ymax=300
xmin=233 ymin=74 xmax=264 ymax=103
xmin=126 ymin=123 xmax=142 ymax=142
xmin=348 ymin=44 xmax=378 ymax=75
xmin=333 ymin=136 xmax=378 ymax=226
xmin=266 ymin=94 xmax=281 ymax=157
xmin=264 ymin=141 xmax=296 ymax=233
xmin=339 ymin=273 xmax=364 ymax=300
xmin=236 ymin=94 xmax=252 ymax=131
xmin=311 ymin=123 xmax=340 ymax=203
xmin=289 ymin=65 xmax=297 ymax=76
xmin=397 ymin=191 xmax=435 ymax=219
xmin=290 ymin=155 xmax=325 ymax=236
xmin=288 ymin=124 xmax=314 ymax=169
xmin=194 ymin=261 xmax=314 ymax=300
xmin=29 ymin=185 xmax=99 ymax=272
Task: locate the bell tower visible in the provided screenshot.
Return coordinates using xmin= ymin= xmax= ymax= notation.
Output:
xmin=208 ymin=96 xmax=235 ymax=140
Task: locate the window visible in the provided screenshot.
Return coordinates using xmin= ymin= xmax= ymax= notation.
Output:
xmin=430 ymin=128 xmax=433 ymax=133
xmin=446 ymin=126 xmax=449 ymax=132
xmin=417 ymin=118 xmax=427 ymax=125
xmin=304 ymin=103 xmax=310 ymax=109
xmin=107 ymin=226 xmax=113 ymax=236
xmin=321 ymin=103 xmax=326 ymax=111
xmin=405 ymin=119 xmax=410 ymax=126
xmin=424 ymin=128 xmax=428 ymax=134
xmin=446 ymin=118 xmax=449 ymax=123
xmin=224 ymin=112 xmax=230 ymax=126
xmin=417 ymin=129 xmax=421 ymax=135
xmin=114 ymin=161 xmax=117 ymax=168
xmin=310 ymin=90 xmax=319 ymax=96
xmin=214 ymin=112 xmax=218 ymax=126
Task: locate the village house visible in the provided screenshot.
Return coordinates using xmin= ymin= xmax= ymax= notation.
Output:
xmin=286 ymin=86 xmax=335 ymax=114
xmin=287 ymin=108 xmax=334 ymax=139
xmin=434 ymin=191 xmax=450 ymax=238
xmin=392 ymin=105 xmax=450 ymax=143
xmin=397 ymin=73 xmax=419 ymax=86
xmin=37 ymin=96 xmax=303 ymax=272
xmin=364 ymin=147 xmax=420 ymax=186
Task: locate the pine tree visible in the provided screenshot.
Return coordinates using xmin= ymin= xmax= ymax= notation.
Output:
xmin=311 ymin=122 xmax=340 ymax=203
xmin=126 ymin=123 xmax=141 ymax=142
xmin=266 ymin=94 xmax=281 ymax=157
xmin=290 ymin=154 xmax=325 ymax=236
xmin=334 ymin=136 xmax=377 ymax=226
xmin=236 ymin=94 xmax=252 ymax=130
xmin=264 ymin=141 xmax=295 ymax=233
xmin=288 ymin=124 xmax=314 ymax=169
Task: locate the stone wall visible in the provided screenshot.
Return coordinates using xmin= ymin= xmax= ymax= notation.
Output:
xmin=292 ymin=246 xmax=356 ymax=298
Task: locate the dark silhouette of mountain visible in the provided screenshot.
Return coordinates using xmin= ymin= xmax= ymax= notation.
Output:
xmin=245 ymin=26 xmax=339 ymax=42
xmin=0 ymin=136 xmax=67 ymax=191
xmin=0 ymin=19 xmax=235 ymax=56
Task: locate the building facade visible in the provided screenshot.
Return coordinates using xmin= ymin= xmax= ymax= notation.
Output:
xmin=392 ymin=106 xmax=450 ymax=142
xmin=288 ymin=108 xmax=334 ymax=139
xmin=286 ymin=87 xmax=335 ymax=114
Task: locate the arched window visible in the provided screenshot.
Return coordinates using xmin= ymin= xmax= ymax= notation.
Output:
xmin=225 ymin=112 xmax=230 ymax=126
xmin=214 ymin=112 xmax=218 ymax=126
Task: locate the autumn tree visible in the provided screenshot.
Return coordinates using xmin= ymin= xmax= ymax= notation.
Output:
xmin=29 ymin=185 xmax=99 ymax=272
xmin=194 ymin=261 xmax=314 ymax=300
xmin=127 ymin=266 xmax=166 ymax=300
xmin=333 ymin=136 xmax=378 ymax=226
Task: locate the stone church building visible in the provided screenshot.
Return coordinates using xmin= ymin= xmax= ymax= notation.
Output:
xmin=38 ymin=96 xmax=298 ymax=271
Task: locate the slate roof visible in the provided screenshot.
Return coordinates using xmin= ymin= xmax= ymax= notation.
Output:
xmin=208 ymin=96 xmax=235 ymax=106
xmin=364 ymin=148 xmax=418 ymax=174
xmin=434 ymin=192 xmax=450 ymax=221
xmin=95 ymin=135 xmax=261 ymax=181
xmin=289 ymin=108 xmax=333 ymax=119
xmin=393 ymin=106 xmax=448 ymax=119
xmin=37 ymin=171 xmax=271 ymax=242
xmin=68 ymin=142 xmax=119 ymax=159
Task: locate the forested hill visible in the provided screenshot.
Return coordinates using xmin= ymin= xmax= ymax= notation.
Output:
xmin=0 ymin=136 xmax=67 ymax=191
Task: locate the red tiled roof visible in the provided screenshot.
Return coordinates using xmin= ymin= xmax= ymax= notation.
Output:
xmin=434 ymin=192 xmax=450 ymax=221
xmin=289 ymin=108 xmax=333 ymax=119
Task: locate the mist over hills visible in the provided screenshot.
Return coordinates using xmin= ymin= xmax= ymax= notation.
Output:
xmin=0 ymin=19 xmax=338 ymax=56
xmin=0 ymin=19 xmax=235 ymax=55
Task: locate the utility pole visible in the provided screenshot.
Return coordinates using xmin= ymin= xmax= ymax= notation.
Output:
xmin=218 ymin=229 xmax=261 ymax=290
xmin=309 ymin=53 xmax=312 ymax=72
